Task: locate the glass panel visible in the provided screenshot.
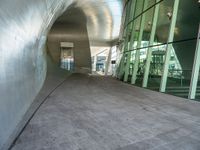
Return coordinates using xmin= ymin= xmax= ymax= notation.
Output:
xmin=165 ymin=40 xmax=196 ymax=98
xmin=60 ymin=47 xmax=74 ymax=71
xmin=110 ymin=46 xmax=117 ymax=76
xmin=142 ymin=9 xmax=154 ymax=43
xmin=119 ymin=0 xmax=200 ymax=101
xmin=163 ymin=0 xmax=200 ymax=100
xmin=127 ymin=17 xmax=140 ymax=83
xmin=147 ymin=44 xmax=167 ymax=90
xmin=129 ymin=50 xmax=136 ymax=78
xmin=147 ymin=0 xmax=156 ymax=9
xmin=135 ymin=7 xmax=155 ymax=86
xmin=96 ymin=56 xmax=106 ymax=73
xmin=174 ymin=0 xmax=200 ymax=41
xmin=154 ymin=0 xmax=174 ymax=44
xmin=143 ymin=0 xmax=173 ymax=90
xmin=134 ymin=0 xmax=144 ymax=17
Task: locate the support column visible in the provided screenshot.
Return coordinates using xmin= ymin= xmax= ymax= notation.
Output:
xmin=159 ymin=0 xmax=180 ymax=92
xmin=188 ymin=24 xmax=200 ymax=99
xmin=131 ymin=0 xmax=148 ymax=84
xmin=93 ymin=55 xmax=97 ymax=72
xmin=105 ymin=48 xmax=112 ymax=76
xmin=142 ymin=0 xmax=160 ymax=87
xmin=124 ymin=0 xmax=137 ymax=82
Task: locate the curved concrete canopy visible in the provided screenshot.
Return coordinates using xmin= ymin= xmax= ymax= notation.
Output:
xmin=1 ymin=0 xmax=198 ymax=149
xmin=71 ymin=0 xmax=123 ymax=45
xmin=0 ymin=0 xmax=123 ymax=149
xmin=47 ymin=7 xmax=92 ymax=73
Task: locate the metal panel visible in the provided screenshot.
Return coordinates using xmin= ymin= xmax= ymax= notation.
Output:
xmin=0 ymin=0 xmax=123 ymax=149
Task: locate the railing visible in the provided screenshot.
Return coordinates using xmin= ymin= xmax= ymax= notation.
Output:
xmin=167 ymin=69 xmax=193 ymax=87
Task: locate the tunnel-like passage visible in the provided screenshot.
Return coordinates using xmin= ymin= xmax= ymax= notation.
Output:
xmin=1 ymin=0 xmax=200 ymax=150
xmin=0 ymin=0 xmax=122 ymax=149
xmin=47 ymin=7 xmax=92 ymax=73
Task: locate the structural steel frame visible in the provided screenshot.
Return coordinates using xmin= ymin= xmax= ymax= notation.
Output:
xmin=117 ymin=0 xmax=200 ymax=101
xmin=189 ymin=24 xmax=200 ymax=99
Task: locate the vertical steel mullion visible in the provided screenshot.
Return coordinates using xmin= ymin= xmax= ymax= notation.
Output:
xmin=188 ymin=24 xmax=200 ymax=99
xmin=117 ymin=2 xmax=131 ymax=78
xmin=124 ymin=0 xmax=137 ymax=82
xmin=129 ymin=0 xmax=138 ymax=51
xmin=142 ymin=0 xmax=160 ymax=87
xmin=131 ymin=0 xmax=148 ymax=84
xmin=124 ymin=1 xmax=132 ymax=51
xmin=160 ymin=0 xmax=180 ymax=92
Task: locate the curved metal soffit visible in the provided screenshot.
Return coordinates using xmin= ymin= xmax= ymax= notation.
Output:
xmin=0 ymin=0 xmax=123 ymax=149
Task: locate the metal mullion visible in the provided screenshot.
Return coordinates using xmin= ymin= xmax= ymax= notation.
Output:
xmin=131 ymin=0 xmax=148 ymax=84
xmin=188 ymin=24 xmax=200 ymax=99
xmin=123 ymin=0 xmax=138 ymax=82
xmin=160 ymin=0 xmax=180 ymax=92
xmin=142 ymin=0 xmax=160 ymax=87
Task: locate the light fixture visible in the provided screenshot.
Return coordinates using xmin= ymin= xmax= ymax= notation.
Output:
xmin=167 ymin=12 xmax=172 ymax=20
xmin=148 ymin=21 xmax=152 ymax=27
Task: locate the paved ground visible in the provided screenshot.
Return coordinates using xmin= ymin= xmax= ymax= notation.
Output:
xmin=12 ymin=74 xmax=200 ymax=150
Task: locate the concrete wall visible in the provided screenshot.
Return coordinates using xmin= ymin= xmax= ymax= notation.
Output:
xmin=0 ymin=0 xmax=122 ymax=148
xmin=0 ymin=0 xmax=74 ymax=149
xmin=47 ymin=8 xmax=92 ymax=74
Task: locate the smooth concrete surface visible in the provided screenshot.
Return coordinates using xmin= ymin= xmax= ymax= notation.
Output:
xmin=47 ymin=8 xmax=92 ymax=73
xmin=0 ymin=0 xmax=122 ymax=148
xmin=11 ymin=74 xmax=200 ymax=150
xmin=1 ymin=56 xmax=71 ymax=150
xmin=0 ymin=0 xmax=71 ymax=148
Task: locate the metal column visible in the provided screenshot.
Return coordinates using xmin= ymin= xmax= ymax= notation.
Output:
xmin=105 ymin=48 xmax=112 ymax=76
xmin=93 ymin=55 xmax=97 ymax=72
xmin=131 ymin=0 xmax=148 ymax=84
xmin=124 ymin=0 xmax=137 ymax=82
xmin=142 ymin=0 xmax=160 ymax=87
xmin=160 ymin=0 xmax=180 ymax=92
xmin=188 ymin=24 xmax=200 ymax=99
xmin=117 ymin=1 xmax=132 ymax=79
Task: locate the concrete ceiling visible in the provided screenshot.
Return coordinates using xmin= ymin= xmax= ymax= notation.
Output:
xmin=54 ymin=0 xmax=123 ymax=47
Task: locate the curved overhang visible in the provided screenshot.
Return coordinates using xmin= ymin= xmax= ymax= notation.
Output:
xmin=0 ymin=0 xmax=123 ymax=149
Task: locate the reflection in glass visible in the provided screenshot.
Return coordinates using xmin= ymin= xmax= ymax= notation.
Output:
xmin=60 ymin=47 xmax=74 ymax=71
xmin=166 ymin=40 xmax=197 ymax=98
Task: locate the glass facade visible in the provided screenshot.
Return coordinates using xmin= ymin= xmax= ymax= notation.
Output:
xmin=117 ymin=0 xmax=200 ymax=100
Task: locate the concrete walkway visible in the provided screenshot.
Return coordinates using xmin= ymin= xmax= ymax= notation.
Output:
xmin=12 ymin=74 xmax=200 ymax=150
